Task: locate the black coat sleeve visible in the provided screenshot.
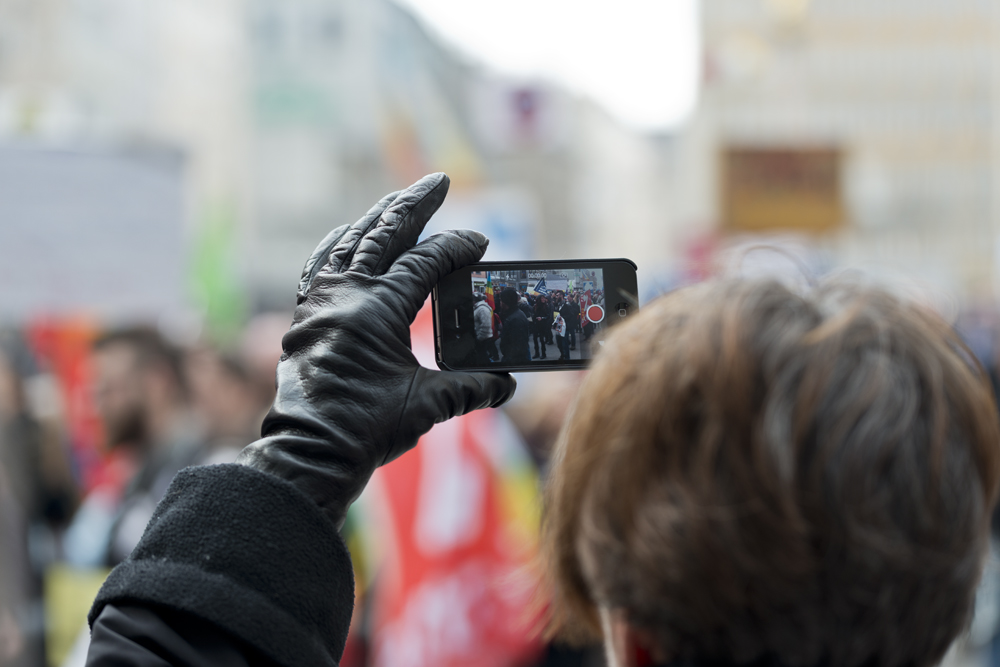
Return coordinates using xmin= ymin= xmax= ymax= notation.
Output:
xmin=88 ymin=603 xmax=275 ymax=666
xmin=86 ymin=464 xmax=355 ymax=667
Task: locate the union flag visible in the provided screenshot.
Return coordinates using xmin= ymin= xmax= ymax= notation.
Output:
xmin=359 ymin=301 xmax=543 ymax=667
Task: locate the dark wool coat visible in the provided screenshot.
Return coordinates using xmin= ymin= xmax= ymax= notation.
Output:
xmin=87 ymin=464 xmax=355 ymax=666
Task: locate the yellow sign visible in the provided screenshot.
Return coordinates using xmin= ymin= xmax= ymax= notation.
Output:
xmin=44 ymin=564 xmax=111 ymax=666
xmin=722 ymin=147 xmax=844 ymax=233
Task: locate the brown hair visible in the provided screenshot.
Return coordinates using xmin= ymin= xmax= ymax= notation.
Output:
xmin=94 ymin=327 xmax=187 ymax=397
xmin=542 ymin=279 xmax=1000 ymax=667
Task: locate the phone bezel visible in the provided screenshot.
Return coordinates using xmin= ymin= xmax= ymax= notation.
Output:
xmin=432 ymin=258 xmax=638 ymax=372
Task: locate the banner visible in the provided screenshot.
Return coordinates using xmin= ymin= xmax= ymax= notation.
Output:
xmin=365 ymin=304 xmax=543 ymax=667
xmin=723 ymin=146 xmax=844 ymax=233
xmin=530 ymin=278 xmax=548 ymax=296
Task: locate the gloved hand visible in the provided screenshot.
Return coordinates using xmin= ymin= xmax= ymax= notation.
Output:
xmin=236 ymin=173 xmax=516 ymax=529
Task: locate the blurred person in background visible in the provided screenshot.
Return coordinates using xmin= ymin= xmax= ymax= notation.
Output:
xmin=64 ymin=328 xmax=207 ymax=568
xmin=238 ymin=313 xmax=293 ymax=412
xmin=0 ymin=342 xmax=77 ymax=534
xmin=0 ymin=342 xmax=77 ymax=666
xmin=184 ymin=346 xmax=265 ymax=462
xmin=0 ymin=461 xmax=32 ymax=667
xmin=957 ymin=305 xmax=1000 ymax=400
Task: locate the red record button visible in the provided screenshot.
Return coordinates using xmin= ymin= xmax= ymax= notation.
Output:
xmin=586 ymin=304 xmax=605 ymax=324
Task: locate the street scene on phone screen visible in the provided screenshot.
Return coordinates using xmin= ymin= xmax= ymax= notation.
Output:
xmin=470 ymin=268 xmax=606 ymax=365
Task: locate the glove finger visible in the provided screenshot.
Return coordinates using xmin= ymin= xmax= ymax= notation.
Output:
xmin=325 ymin=190 xmax=401 ymax=275
xmin=389 ymin=367 xmax=517 ymax=463
xmin=347 ymin=173 xmax=450 ymax=277
xmin=385 ymin=229 xmax=489 ymax=323
xmin=296 ymin=224 xmax=350 ymax=304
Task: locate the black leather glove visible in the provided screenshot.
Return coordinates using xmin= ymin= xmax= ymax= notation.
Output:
xmin=236 ymin=173 xmax=516 ymax=530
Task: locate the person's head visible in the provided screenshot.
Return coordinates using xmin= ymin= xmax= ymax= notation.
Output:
xmin=92 ymin=328 xmax=187 ymax=449
xmin=500 ymin=288 xmax=520 ymax=314
xmin=543 ymin=279 xmax=1000 ymax=667
xmin=185 ymin=347 xmax=262 ymax=441
xmin=240 ymin=311 xmax=292 ymax=406
xmin=474 ymin=293 xmax=486 ymax=303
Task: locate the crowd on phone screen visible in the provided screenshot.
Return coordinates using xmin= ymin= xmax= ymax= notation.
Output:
xmin=473 ymin=287 xmax=605 ymax=365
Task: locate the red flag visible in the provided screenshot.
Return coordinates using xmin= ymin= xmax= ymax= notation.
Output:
xmin=26 ymin=316 xmax=106 ymax=491
xmin=364 ymin=303 xmax=543 ymax=667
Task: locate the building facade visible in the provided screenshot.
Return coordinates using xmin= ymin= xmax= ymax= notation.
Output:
xmin=0 ymin=0 xmax=677 ymax=320
xmin=696 ymin=0 xmax=998 ymax=295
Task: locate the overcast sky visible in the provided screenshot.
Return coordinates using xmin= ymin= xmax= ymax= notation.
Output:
xmin=391 ymin=0 xmax=701 ymax=131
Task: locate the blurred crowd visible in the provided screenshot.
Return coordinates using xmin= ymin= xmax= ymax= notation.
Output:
xmin=0 ymin=310 xmax=609 ymax=667
xmin=5 ymin=290 xmax=1000 ymax=667
xmin=0 ymin=315 xmax=288 ymax=666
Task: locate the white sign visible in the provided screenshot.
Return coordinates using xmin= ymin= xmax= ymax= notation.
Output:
xmin=0 ymin=145 xmax=187 ymax=322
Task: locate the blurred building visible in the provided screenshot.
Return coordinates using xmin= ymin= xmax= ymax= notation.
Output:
xmin=243 ymin=0 xmax=484 ymax=305
xmin=0 ymin=0 xmax=250 ymax=332
xmin=0 ymin=0 xmax=677 ymax=324
xmin=244 ymin=0 xmax=678 ymax=304
xmin=692 ymin=0 xmax=997 ymax=295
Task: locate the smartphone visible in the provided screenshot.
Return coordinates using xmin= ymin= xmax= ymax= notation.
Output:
xmin=432 ymin=259 xmax=638 ymax=372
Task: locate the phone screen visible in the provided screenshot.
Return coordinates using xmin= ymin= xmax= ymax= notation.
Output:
xmin=434 ymin=259 xmax=637 ymax=372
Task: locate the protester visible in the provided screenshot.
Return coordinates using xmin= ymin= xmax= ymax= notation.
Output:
xmin=500 ymin=287 xmax=531 ymax=365
xmin=532 ymin=295 xmax=552 ymax=359
xmin=519 ymin=294 xmax=533 ymax=321
xmin=544 ymin=296 xmax=555 ymax=346
xmin=473 ymin=293 xmax=498 ymax=365
xmin=551 ymin=310 xmax=569 ymax=361
xmin=562 ymin=294 xmax=581 ymax=352
xmin=64 ymin=329 xmax=208 ymax=568
xmin=80 ymin=174 xmax=1000 ymax=667
xmin=184 ymin=346 xmax=263 ymax=461
xmin=518 ymin=295 xmax=535 ymax=361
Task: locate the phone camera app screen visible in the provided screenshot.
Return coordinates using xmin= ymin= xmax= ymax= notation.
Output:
xmin=469 ymin=267 xmax=605 ymax=366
